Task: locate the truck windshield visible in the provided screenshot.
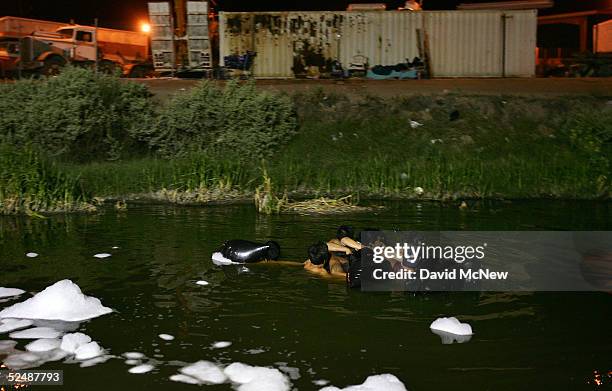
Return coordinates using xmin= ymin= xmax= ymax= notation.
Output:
xmin=57 ymin=29 xmax=74 ymax=39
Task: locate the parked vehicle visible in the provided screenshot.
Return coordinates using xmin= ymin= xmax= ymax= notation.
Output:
xmin=0 ymin=16 xmax=152 ymax=77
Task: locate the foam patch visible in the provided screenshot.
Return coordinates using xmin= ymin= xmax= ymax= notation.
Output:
xmin=430 ymin=317 xmax=473 ymax=336
xmin=212 ymin=252 xmax=240 ymax=266
xmin=129 ymin=364 xmax=155 ymax=374
xmin=180 ymin=360 xmax=228 ymax=384
xmin=60 ymin=333 xmax=92 ymax=354
xmin=93 ymin=253 xmax=112 ymax=259
xmin=25 ymin=338 xmax=61 ymax=352
xmin=0 ymin=319 xmax=34 ymax=333
xmin=320 ymin=374 xmax=407 ymax=391
xmin=9 ymin=327 xmax=62 ymax=339
xmin=0 ymin=280 xmax=112 ymax=322
xmin=74 ymin=341 xmax=103 ymax=360
xmin=26 ymin=252 xmax=39 ymax=258
xmin=159 ymin=334 xmax=175 ymax=341
xmin=212 ymin=341 xmax=232 ymax=349
xmin=0 ymin=288 xmax=25 ymax=299
xmin=225 ymin=362 xmax=290 ymax=391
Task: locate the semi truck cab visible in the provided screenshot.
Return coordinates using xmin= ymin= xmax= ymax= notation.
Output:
xmin=55 ymin=26 xmax=97 ymax=62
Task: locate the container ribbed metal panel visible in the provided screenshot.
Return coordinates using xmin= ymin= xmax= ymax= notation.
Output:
xmin=219 ymin=10 xmax=536 ymax=78
xmin=147 ymin=2 xmax=174 ymax=71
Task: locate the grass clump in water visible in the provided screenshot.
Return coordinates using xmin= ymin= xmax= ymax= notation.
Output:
xmin=0 ymin=145 xmax=94 ymax=214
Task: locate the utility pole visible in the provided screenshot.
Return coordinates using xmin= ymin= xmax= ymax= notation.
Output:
xmin=94 ymin=18 xmax=99 ymax=73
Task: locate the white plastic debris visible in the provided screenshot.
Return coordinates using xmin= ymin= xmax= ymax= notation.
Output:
xmin=159 ymin=333 xmax=175 ymax=341
xmin=320 ymin=374 xmax=407 ymax=391
xmin=60 ymin=332 xmax=92 ymax=353
xmin=112 ymin=246 xmax=120 ymax=249
xmin=225 ymin=362 xmax=290 ymax=391
xmin=0 ymin=280 xmax=112 ymax=322
xmin=212 ymin=341 xmax=232 ymax=349
xmin=430 ymin=317 xmax=473 ymax=336
xmin=25 ymin=338 xmax=61 ymax=352
xmin=0 ymin=318 xmax=34 ymax=333
xmin=26 ymin=252 xmax=39 ymax=258
xmin=125 ymin=359 xmax=141 ymax=365
xmin=409 ymin=120 xmax=423 ymax=128
xmin=0 ymin=288 xmax=26 ymax=298
xmin=212 ymin=252 xmax=239 ymax=266
xmin=10 ymin=327 xmax=62 ymax=339
xmin=129 ymin=364 xmax=155 ymax=374
xmin=196 ymin=280 xmax=209 ymax=286
xmin=180 ymin=361 xmax=228 ymax=385
xmin=414 ymin=186 xmax=424 ymax=195
xmin=124 ymin=352 xmax=145 ymax=359
xmin=93 ymin=253 xmax=112 ymax=259
xmin=314 ymin=379 xmax=330 ymax=386
xmin=74 ymin=341 xmax=103 ymax=360
xmin=170 ymin=374 xmax=201 ymax=384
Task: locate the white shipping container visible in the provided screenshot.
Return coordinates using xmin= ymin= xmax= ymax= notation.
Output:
xmin=594 ymin=19 xmax=612 ymax=54
xmin=219 ymin=10 xmax=537 ymax=78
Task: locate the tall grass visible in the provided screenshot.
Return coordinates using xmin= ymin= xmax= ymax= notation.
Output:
xmin=0 ymin=145 xmax=93 ymax=214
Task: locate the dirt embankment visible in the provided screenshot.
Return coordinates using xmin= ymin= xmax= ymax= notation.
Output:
xmin=133 ymin=78 xmax=612 ymax=102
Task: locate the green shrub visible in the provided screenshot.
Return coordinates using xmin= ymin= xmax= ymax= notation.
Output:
xmin=0 ymin=67 xmax=154 ymax=161
xmin=145 ymin=80 xmax=297 ymax=158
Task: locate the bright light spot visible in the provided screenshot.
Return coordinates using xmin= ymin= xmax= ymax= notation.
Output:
xmin=141 ymin=22 xmax=151 ymax=33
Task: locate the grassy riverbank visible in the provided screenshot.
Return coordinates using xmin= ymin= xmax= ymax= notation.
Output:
xmin=1 ymin=69 xmax=610 ymax=214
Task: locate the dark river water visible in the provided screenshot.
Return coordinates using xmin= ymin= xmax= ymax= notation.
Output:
xmin=1 ymin=200 xmax=611 ymax=390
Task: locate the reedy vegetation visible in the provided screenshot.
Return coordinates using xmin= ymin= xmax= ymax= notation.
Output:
xmin=0 ymin=68 xmax=610 ymax=214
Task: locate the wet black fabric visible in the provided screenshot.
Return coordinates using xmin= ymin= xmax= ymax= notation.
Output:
xmin=221 ymin=240 xmax=275 ymax=263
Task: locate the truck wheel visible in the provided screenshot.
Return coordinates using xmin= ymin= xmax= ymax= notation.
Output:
xmin=99 ymin=60 xmax=119 ymax=75
xmin=128 ymin=65 xmax=152 ymax=78
xmin=41 ymin=56 xmax=66 ymax=76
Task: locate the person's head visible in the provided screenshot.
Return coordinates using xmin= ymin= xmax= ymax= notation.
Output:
xmin=336 ymin=225 xmax=354 ymax=240
xmin=266 ymin=241 xmax=280 ymax=260
xmin=308 ymin=242 xmax=331 ymax=267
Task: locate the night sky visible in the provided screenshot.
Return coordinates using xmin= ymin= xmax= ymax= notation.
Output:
xmin=1 ymin=0 xmax=610 ymax=30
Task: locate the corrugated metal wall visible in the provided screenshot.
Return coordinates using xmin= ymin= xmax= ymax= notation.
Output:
xmin=219 ymin=10 xmax=537 ymax=78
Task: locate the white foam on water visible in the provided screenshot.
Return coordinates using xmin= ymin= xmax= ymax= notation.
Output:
xmin=159 ymin=334 xmax=175 ymax=341
xmin=0 ymin=280 xmax=112 ymax=322
xmin=245 ymin=348 xmax=265 ymax=355
xmin=180 ymin=360 xmax=228 ymax=385
xmin=0 ymin=340 xmax=17 ymax=352
xmin=60 ymin=332 xmax=92 ymax=353
xmin=314 ymin=379 xmax=330 ymax=386
xmin=0 ymin=288 xmax=25 ymax=299
xmin=430 ymin=317 xmax=473 ymax=336
xmin=74 ymin=341 xmax=103 ymax=360
xmin=278 ymin=365 xmax=300 ymax=380
xmin=129 ymin=364 xmax=155 ymax=374
xmin=320 ymin=374 xmax=407 ymax=391
xmin=212 ymin=252 xmax=240 ymax=266
xmin=124 ymin=352 xmax=145 ymax=359
xmin=431 ymin=329 xmax=473 ymax=344
xmin=0 ymin=318 xmax=34 ymax=333
xmin=9 ymin=327 xmax=62 ymax=339
xmin=79 ymin=355 xmax=111 ymax=368
xmin=25 ymin=338 xmax=61 ymax=352
xmin=112 ymin=246 xmax=120 ymax=249
xmin=26 ymin=252 xmax=39 ymax=258
xmin=212 ymin=341 xmax=231 ymax=349
xmin=93 ymin=253 xmax=112 ymax=259
xmin=125 ymin=359 xmax=141 ymax=365
xmin=170 ymin=374 xmax=200 ymax=384
xmin=196 ymin=280 xmax=209 ymax=286
xmin=225 ymin=362 xmax=290 ymax=391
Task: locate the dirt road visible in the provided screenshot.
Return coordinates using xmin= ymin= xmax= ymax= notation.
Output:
xmin=134 ymin=77 xmax=612 ymax=101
